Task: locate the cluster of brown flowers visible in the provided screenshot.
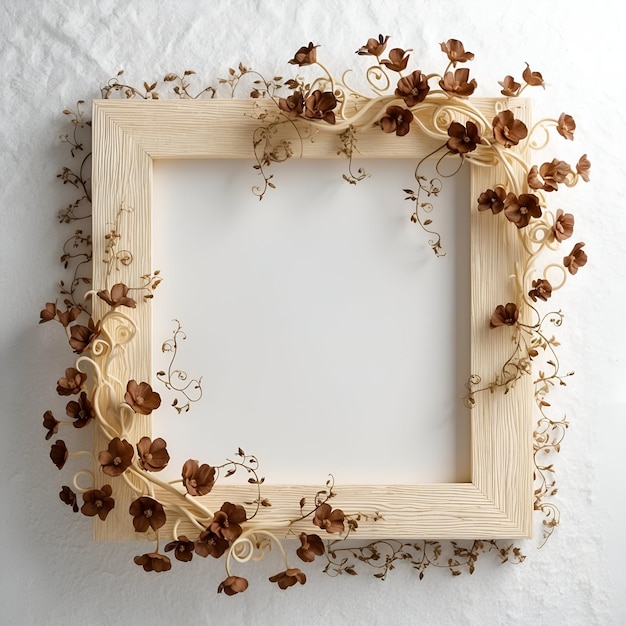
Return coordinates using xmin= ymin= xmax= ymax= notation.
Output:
xmin=279 ymin=42 xmax=337 ymax=125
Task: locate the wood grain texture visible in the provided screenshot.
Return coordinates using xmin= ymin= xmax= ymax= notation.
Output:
xmin=92 ymin=98 xmax=533 ymax=541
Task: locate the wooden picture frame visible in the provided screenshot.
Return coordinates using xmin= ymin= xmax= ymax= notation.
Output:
xmin=91 ymin=97 xmax=533 ymax=542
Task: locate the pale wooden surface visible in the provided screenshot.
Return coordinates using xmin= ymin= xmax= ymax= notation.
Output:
xmin=91 ymin=98 xmax=533 ymax=541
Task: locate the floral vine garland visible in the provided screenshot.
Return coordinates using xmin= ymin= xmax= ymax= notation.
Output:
xmin=41 ymin=37 xmax=587 ymax=592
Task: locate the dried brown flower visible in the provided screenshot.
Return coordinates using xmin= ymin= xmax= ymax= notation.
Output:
xmin=304 ymin=90 xmax=337 ymax=124
xmin=218 ymin=576 xmax=249 ymax=595
xmin=81 ymin=484 xmax=115 ymax=520
xmin=134 ymin=552 xmax=172 ymax=573
xmin=477 ymin=187 xmax=506 ymax=214
xmin=99 ymin=437 xmax=134 ymax=477
xmin=440 ymin=39 xmax=474 ymax=66
xmin=129 ymin=496 xmax=166 ymax=533
xmin=269 ymin=568 xmax=306 ymax=589
xmin=380 ymin=105 xmax=413 ymax=137
xmin=278 ymin=91 xmax=304 ymax=117
xmin=522 ymin=63 xmax=544 ymax=87
xmin=57 ymin=307 xmax=81 ymax=328
xmin=528 ymin=278 xmax=553 ymax=303
xmin=56 ymin=367 xmax=87 ymax=396
xmin=492 ymin=110 xmax=528 ymax=148
xmin=43 ymin=410 xmax=60 ymax=440
xmin=490 ymin=303 xmax=519 ymax=328
xmin=557 ymin=113 xmax=576 ymax=140
xmin=552 ymin=209 xmax=575 ymax=242
xmin=288 ymin=42 xmax=318 ymax=66
xmin=137 ymin=436 xmax=170 ymax=472
xmin=209 ymin=502 xmax=247 ymax=541
xmin=124 ymin=380 xmax=161 ymax=415
xmin=503 ymin=192 xmax=542 ymax=228
xmin=39 ymin=302 xmax=57 ymax=324
xmin=356 ymin=34 xmax=389 ymax=57
xmin=499 ymin=75 xmax=521 ymax=97
xmin=194 ymin=528 xmax=229 ymax=558
xmin=527 ymin=159 xmax=570 ymax=192
xmin=59 ymin=485 xmax=79 ymax=512
xmin=50 ymin=439 xmax=68 ymax=469
xmin=313 ymin=503 xmax=345 ymax=534
xmin=563 ymin=242 xmax=588 ymax=275
xmin=446 ymin=121 xmax=481 ymax=154
xmin=395 ymin=70 xmax=430 ymax=106
xmin=439 ymin=68 xmax=476 ymax=97
xmin=65 ymin=391 xmax=95 ymax=428
xmin=576 ymin=154 xmax=590 ymax=182
xmin=164 ymin=536 xmax=195 ymax=562
xmin=381 ymin=48 xmax=411 ymax=72
xmin=182 ymin=459 xmax=216 ymax=496
xmin=97 ymin=283 xmax=136 ymax=308
xmin=296 ymin=533 xmax=325 ymax=562
xmin=69 ymin=318 xmax=100 ymax=354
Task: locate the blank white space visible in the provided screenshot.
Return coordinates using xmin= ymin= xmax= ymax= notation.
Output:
xmin=151 ymin=157 xmax=470 ymax=485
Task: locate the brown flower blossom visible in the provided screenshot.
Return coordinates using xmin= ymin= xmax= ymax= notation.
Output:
xmin=576 ymin=154 xmax=590 ymax=182
xmin=380 ymin=105 xmax=413 ymax=137
xmin=522 ymin=63 xmax=544 ymax=87
xmin=124 ymin=380 xmax=161 ymax=415
xmin=356 ymin=34 xmax=389 ymax=57
xmin=552 ymin=209 xmax=575 ymax=242
xmin=182 ymin=459 xmax=216 ymax=496
xmin=59 ymin=485 xmax=79 ymax=512
xmin=288 ymin=42 xmax=318 ymax=66
xmin=50 ymin=440 xmax=68 ymax=469
xmin=439 ymin=68 xmax=476 ymax=97
xmin=440 ymin=39 xmax=474 ymax=66
xmin=209 ymin=502 xmax=247 ymax=542
xmin=490 ymin=303 xmax=519 ymax=328
xmin=43 ymin=410 xmax=60 ymax=440
xmin=129 ymin=496 xmax=167 ymax=532
xmin=304 ymin=90 xmax=337 ymax=124
xmin=269 ymin=568 xmax=306 ymax=589
xmin=99 ymin=437 xmax=134 ymax=477
xmin=69 ymin=318 xmax=100 ymax=354
xmin=499 ymin=75 xmax=521 ymax=97
xmin=528 ymin=278 xmax=553 ymax=303
xmin=81 ymin=484 xmax=115 ymax=520
xmin=164 ymin=536 xmax=195 ymax=562
xmin=296 ymin=533 xmax=325 ymax=562
xmin=56 ymin=307 xmax=81 ymax=327
xmin=97 ymin=283 xmax=136 ymax=308
xmin=381 ymin=48 xmax=411 ymax=72
xmin=395 ymin=70 xmax=430 ymax=106
xmin=134 ymin=552 xmax=172 ymax=573
xmin=503 ymin=192 xmax=542 ymax=228
xmin=56 ymin=367 xmax=87 ymax=396
xmin=39 ymin=302 xmax=57 ymax=324
xmin=557 ymin=113 xmax=576 ymax=140
xmin=137 ymin=436 xmax=170 ymax=472
xmin=65 ymin=391 xmax=95 ymax=428
xmin=477 ymin=187 xmax=506 ymax=214
xmin=446 ymin=121 xmax=481 ymax=154
xmin=313 ymin=503 xmax=345 ymax=534
xmin=492 ymin=110 xmax=528 ymax=148
xmin=527 ymin=159 xmax=571 ymax=192
xmin=563 ymin=242 xmax=588 ymax=275
xmin=277 ymin=91 xmax=304 ymax=117
xmin=218 ymin=576 xmax=249 ymax=595
xmin=194 ymin=528 xmax=229 ymax=558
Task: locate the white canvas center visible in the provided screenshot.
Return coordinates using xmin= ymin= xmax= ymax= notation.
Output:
xmin=151 ymin=158 xmax=470 ymax=485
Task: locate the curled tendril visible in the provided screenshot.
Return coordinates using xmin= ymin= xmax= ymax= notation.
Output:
xmin=72 ymin=469 xmax=94 ymax=493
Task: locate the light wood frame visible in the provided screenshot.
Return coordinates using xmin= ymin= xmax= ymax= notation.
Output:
xmin=91 ymin=98 xmax=533 ymax=541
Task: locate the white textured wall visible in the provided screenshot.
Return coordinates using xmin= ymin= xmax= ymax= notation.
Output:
xmin=1 ymin=1 xmax=623 ymax=624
